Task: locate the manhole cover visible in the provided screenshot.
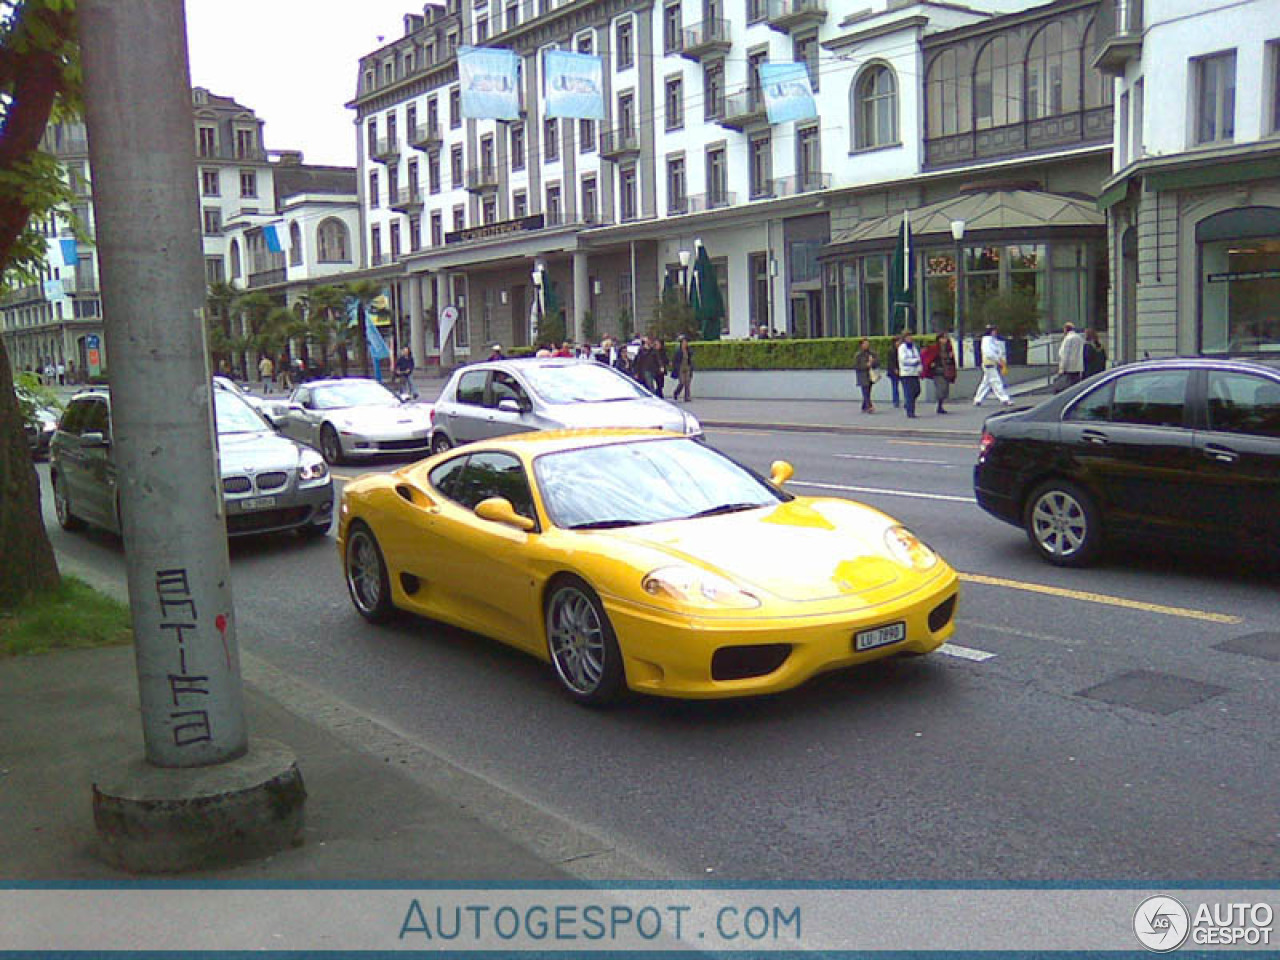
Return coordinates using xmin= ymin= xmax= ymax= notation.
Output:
xmin=1213 ymin=632 xmax=1280 ymax=663
xmin=1077 ymin=670 xmax=1228 ymax=716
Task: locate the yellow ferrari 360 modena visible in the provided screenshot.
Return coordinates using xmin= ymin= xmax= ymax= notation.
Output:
xmin=337 ymin=430 xmax=959 ymax=705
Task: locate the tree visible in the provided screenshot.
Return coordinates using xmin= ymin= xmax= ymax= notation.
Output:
xmin=0 ymin=0 xmax=79 ymax=609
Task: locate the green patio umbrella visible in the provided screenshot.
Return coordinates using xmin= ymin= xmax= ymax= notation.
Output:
xmin=888 ymin=209 xmax=915 ymax=333
xmin=690 ymin=241 xmax=724 ymax=341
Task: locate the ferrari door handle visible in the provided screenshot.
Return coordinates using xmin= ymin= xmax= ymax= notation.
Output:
xmin=1081 ymin=429 xmax=1109 ymax=446
xmin=1203 ymin=444 xmax=1238 ymax=464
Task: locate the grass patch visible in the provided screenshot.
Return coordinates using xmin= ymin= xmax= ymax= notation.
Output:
xmin=0 ymin=576 xmax=133 ymax=657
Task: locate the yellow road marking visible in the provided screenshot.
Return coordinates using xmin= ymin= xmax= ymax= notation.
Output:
xmin=958 ymin=572 xmax=1243 ymax=624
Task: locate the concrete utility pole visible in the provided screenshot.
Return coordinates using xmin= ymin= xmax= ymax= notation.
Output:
xmin=79 ymin=0 xmax=303 ymax=872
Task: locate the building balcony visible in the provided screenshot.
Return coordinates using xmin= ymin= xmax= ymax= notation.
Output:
xmin=247 ymin=267 xmax=286 ymax=288
xmin=680 ymin=19 xmax=731 ymax=61
xmin=408 ymin=121 xmax=443 ymax=151
xmin=685 ymin=190 xmax=736 ymax=213
xmin=465 ymin=165 xmax=499 ymax=191
xmin=390 ymin=187 xmax=424 ymax=213
xmin=371 ymin=136 xmax=401 ymax=164
xmin=1092 ymin=0 xmax=1143 ymax=76
xmin=770 ymin=171 xmax=830 ymax=196
xmin=600 ymin=126 xmax=640 ymax=159
xmin=923 ymin=104 xmax=1114 ymax=169
xmin=766 ymin=0 xmax=826 ymax=32
xmin=718 ymin=90 xmax=769 ymax=131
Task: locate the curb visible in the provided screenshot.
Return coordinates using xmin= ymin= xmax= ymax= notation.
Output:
xmin=700 ymin=419 xmax=982 ymax=443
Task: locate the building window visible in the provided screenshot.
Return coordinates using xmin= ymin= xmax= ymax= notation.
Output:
xmin=197 ymin=126 xmax=217 ymax=157
xmin=511 ymin=123 xmax=526 ymax=170
xmin=797 ymin=125 xmax=820 ymax=188
xmin=1117 ymin=90 xmax=1130 ymax=168
xmin=371 ymin=225 xmax=383 ymax=264
xmin=546 ymin=183 xmax=562 ymax=225
xmin=616 ymin=18 xmax=634 ymax=70
xmin=429 ymin=151 xmax=441 ymax=193
xmin=544 ymin=117 xmax=559 ymax=161
xmin=581 ymin=176 xmax=597 ymax=223
xmin=853 ymin=64 xmax=898 ymax=150
xmin=369 ymin=170 xmax=380 ymax=208
xmin=239 ymin=170 xmax=257 ymax=198
xmin=409 ymin=216 xmax=422 ymax=252
xmin=364 ymin=69 xmax=375 ymax=92
xmin=430 ymin=211 xmax=443 ymax=246
xmin=383 ymin=61 xmax=394 ymax=85
xmin=1194 ymin=50 xmax=1236 ymax=145
xmin=387 ymin=166 xmax=400 ymax=202
xmin=619 ymin=165 xmax=637 ymax=220
xmin=317 ymin=218 xmax=350 ymax=262
xmin=235 ymin=128 xmax=256 ymax=159
xmin=479 ymin=134 xmax=495 ymax=178
xmin=1270 ymin=41 xmax=1280 ymax=135
xmin=476 ymin=15 xmax=488 ymax=42
xmin=666 ymin=75 xmax=684 ymax=130
xmin=202 ymin=208 xmax=221 ymax=235
xmin=205 ymin=257 xmax=225 ymax=285
xmin=408 ymin=157 xmax=420 ymax=196
xmin=749 ymin=134 xmax=771 ymax=198
xmin=289 ymin=223 xmax=302 ymax=266
xmin=974 ymin=36 xmax=1021 ymax=129
xmin=428 ymin=95 xmax=439 ymax=133
xmin=505 ymin=1 xmax=519 ymax=31
xmin=618 ymin=91 xmax=635 ymax=134
xmin=926 ymin=48 xmax=970 ymax=138
xmin=513 ymin=190 xmax=528 ymax=218
xmin=482 ymin=196 xmax=497 ymax=224
xmin=1198 ymin=207 xmax=1280 ymax=353
xmin=452 ymin=205 xmax=465 ymax=233
xmin=390 ymin=221 xmax=402 ymax=260
xmin=367 ymin=119 xmax=377 ymax=155
xmin=579 ymin=118 xmax=595 ymax=152
xmin=666 ymin=156 xmax=686 ymax=214
xmin=1131 ymin=78 xmax=1144 ymax=162
xmin=664 ymin=1 xmax=682 ymax=53
xmin=451 ymin=145 xmax=464 ymax=188
xmin=1026 ymin=21 xmax=1078 ymax=120
xmin=706 ymin=146 xmax=726 ymax=207
xmin=704 ymin=61 xmax=724 ymax=120
xmin=201 ymin=169 xmax=219 ymax=196
xmin=404 ymin=50 xmax=416 ymax=75
xmin=450 ymin=86 xmax=462 ymax=128
xmin=386 ymin=111 xmax=398 ymax=146
xmin=795 ymin=34 xmax=819 ymax=92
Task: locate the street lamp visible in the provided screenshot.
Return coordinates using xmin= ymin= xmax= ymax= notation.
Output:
xmin=530 ymin=263 xmax=545 ymax=343
xmin=950 ymin=219 xmax=967 ymax=367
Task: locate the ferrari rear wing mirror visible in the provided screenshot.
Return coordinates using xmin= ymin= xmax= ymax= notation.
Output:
xmin=770 ymin=460 xmax=794 ymax=487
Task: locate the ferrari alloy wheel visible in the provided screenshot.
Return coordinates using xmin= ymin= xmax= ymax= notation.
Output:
xmin=431 ymin=433 xmax=452 ymax=455
xmin=53 ymin=473 xmax=83 ymax=531
xmin=345 ymin=521 xmax=394 ymax=622
xmin=1025 ymin=479 xmax=1099 ymax=568
xmin=320 ymin=424 xmax=345 ymax=465
xmin=545 ymin=577 xmax=624 ymax=705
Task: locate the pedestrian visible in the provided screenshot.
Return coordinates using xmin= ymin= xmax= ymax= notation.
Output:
xmin=972 ymin=325 xmax=1013 ymax=406
xmin=42 ymin=361 xmax=55 ymax=385
xmin=654 ymin=338 xmax=669 ymax=398
xmin=258 ymin=354 xmax=275 ymax=394
xmin=923 ymin=331 xmax=958 ymax=414
xmin=1056 ymin=321 xmax=1084 ymax=391
xmin=897 ymin=330 xmax=923 ymax=419
xmin=277 ymin=352 xmax=293 ymax=391
xmin=634 ymin=337 xmax=661 ymax=391
xmin=1083 ymin=328 xmax=1107 ymax=378
xmin=67 ymin=359 xmax=77 ymax=385
xmin=853 ymin=338 xmax=879 ymax=414
xmin=488 ymin=343 xmax=505 ymax=361
xmin=672 ymin=334 xmax=694 ymax=401
xmin=394 ymin=347 xmax=417 ymax=398
xmin=56 ymin=360 xmax=65 ymax=386
xmin=886 ymin=335 xmax=902 ymax=408
xmin=552 ymin=340 xmax=574 ymax=358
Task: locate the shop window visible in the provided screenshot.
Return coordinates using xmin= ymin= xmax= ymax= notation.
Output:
xmin=1199 ymin=207 xmax=1280 ymax=354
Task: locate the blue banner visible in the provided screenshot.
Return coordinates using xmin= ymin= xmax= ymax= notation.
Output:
xmin=543 ymin=49 xmax=605 ymax=120
xmin=458 ymin=46 xmax=521 ymax=121
xmin=759 ymin=62 xmax=818 ymax=124
xmin=366 ymin=313 xmax=390 ymax=361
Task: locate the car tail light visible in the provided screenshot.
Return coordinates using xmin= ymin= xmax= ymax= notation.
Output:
xmin=978 ymin=431 xmax=996 ymax=458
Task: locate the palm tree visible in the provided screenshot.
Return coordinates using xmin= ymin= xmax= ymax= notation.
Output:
xmin=304 ymin=284 xmax=349 ymax=376
xmin=206 ymin=280 xmax=241 ymax=376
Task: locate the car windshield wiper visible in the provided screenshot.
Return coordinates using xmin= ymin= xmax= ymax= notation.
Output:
xmin=687 ymin=502 xmax=765 ymax=519
xmin=566 ymin=518 xmax=640 ymax=530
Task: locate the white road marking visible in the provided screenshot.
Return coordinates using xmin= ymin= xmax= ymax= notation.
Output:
xmin=792 ymin=480 xmax=977 ymax=504
xmin=938 ymin=642 xmax=997 ymax=662
xmin=834 ymin=454 xmax=953 ymax=466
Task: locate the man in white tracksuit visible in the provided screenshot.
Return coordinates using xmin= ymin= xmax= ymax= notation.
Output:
xmin=972 ymin=325 xmax=1013 ymax=406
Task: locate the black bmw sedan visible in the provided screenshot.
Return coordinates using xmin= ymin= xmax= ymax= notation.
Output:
xmin=974 ymin=357 xmax=1280 ymax=567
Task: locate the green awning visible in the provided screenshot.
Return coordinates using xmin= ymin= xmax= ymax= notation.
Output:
xmin=1096 ymin=179 xmax=1130 ymax=212
xmin=1147 ymin=156 xmax=1280 ymax=193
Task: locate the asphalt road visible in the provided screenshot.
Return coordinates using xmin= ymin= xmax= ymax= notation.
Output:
xmin=36 ymin=427 xmax=1280 ymax=881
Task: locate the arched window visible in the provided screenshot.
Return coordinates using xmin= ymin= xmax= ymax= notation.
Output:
xmin=1082 ymin=18 xmax=1115 ymax=109
xmin=852 ymin=64 xmax=898 ymax=150
xmin=316 ymin=218 xmax=351 ymax=263
xmin=229 ymin=238 xmax=241 ymax=279
xmin=1026 ymin=20 xmax=1081 ymax=119
xmin=974 ymin=36 xmax=1021 ymax=129
xmin=926 ymin=48 xmax=971 ymax=137
xmin=289 ymin=222 xmax=303 ymax=266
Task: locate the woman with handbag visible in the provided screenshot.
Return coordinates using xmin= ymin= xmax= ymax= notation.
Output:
xmin=853 ymin=339 xmax=879 ymax=413
xmin=924 ymin=332 xmax=958 ymax=414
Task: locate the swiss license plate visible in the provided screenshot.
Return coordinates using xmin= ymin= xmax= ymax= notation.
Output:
xmin=241 ymin=495 xmax=277 ymax=512
xmin=854 ymin=621 xmax=906 ymax=652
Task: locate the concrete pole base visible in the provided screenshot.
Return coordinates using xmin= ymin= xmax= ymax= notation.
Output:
xmin=92 ymin=738 xmax=305 ymax=873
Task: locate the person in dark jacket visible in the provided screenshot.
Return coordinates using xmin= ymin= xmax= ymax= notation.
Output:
xmin=1083 ymin=328 xmax=1107 ymax=378
xmin=853 ymin=339 xmax=879 ymax=413
xmin=654 ymin=339 xmax=670 ymax=398
xmin=671 ymin=335 xmax=694 ymax=401
xmin=886 ymin=335 xmax=902 ymax=408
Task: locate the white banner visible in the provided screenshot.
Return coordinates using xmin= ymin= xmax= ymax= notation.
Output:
xmin=1 ymin=888 xmax=1276 ymax=952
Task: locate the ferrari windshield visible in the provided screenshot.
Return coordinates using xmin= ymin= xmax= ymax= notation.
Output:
xmin=534 ymin=437 xmax=786 ymax=529
xmin=521 ymin=362 xmax=651 ymax=404
xmin=311 ymin=381 xmax=401 ymax=410
xmin=214 ymin=391 xmax=270 ymax=435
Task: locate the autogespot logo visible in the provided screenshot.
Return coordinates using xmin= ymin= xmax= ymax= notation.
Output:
xmin=1134 ymin=895 xmax=1190 ymax=952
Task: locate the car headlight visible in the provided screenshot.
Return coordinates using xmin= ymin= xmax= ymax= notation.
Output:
xmin=299 ymin=452 xmax=329 ymax=483
xmin=641 ymin=565 xmax=760 ymax=609
xmin=884 ymin=525 xmax=938 ymax=570
xmin=682 ymin=411 xmax=702 ymax=435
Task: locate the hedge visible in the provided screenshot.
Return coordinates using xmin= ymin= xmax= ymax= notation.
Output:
xmin=505 ymin=335 xmax=936 ymax=370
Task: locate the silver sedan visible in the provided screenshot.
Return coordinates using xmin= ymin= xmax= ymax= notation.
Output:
xmin=430 ymin=358 xmax=701 ymax=452
xmin=268 ymin=378 xmax=434 ymax=464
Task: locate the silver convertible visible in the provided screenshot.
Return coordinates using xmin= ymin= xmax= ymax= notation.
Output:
xmin=429 ymin=358 xmax=701 ymax=453
xmin=267 ymin=378 xmax=434 ymax=465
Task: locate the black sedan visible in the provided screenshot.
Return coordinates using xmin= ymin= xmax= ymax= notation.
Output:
xmin=974 ymin=357 xmax=1280 ymax=566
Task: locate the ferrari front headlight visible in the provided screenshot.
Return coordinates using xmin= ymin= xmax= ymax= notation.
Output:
xmin=884 ymin=525 xmax=938 ymax=570
xmin=641 ymin=565 xmax=760 ymax=609
xmin=299 ymin=451 xmax=329 ymax=483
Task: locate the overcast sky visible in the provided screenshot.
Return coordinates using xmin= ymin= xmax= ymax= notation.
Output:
xmin=184 ymin=0 xmax=423 ymax=168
